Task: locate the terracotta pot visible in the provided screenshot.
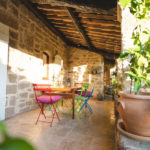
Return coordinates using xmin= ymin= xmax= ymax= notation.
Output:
xmin=117 ymin=120 xmax=150 ymax=142
xmin=118 ymin=91 xmax=150 ymax=136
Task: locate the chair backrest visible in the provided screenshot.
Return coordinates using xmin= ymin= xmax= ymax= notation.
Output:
xmin=90 ymin=86 xmax=94 ymax=97
xmin=32 ymin=84 xmax=52 ymax=101
xmin=82 ymin=83 xmax=89 ymax=90
xmin=80 ymin=83 xmax=89 ymax=97
xmin=75 ymin=83 xmax=83 ymax=87
xmin=86 ymin=86 xmax=94 ymax=101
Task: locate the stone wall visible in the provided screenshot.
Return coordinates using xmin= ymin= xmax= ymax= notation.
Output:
xmin=68 ymin=47 xmax=104 ymax=98
xmin=0 ymin=0 xmax=68 ymax=118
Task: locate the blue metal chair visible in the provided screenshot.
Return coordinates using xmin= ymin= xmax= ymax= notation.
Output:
xmin=78 ymin=86 xmax=94 ymax=114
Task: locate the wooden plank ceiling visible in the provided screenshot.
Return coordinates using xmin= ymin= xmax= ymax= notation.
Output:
xmin=28 ymin=0 xmax=121 ymax=60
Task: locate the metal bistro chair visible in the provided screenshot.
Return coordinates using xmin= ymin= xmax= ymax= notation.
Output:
xmin=75 ymin=83 xmax=89 ymax=109
xmin=32 ymin=84 xmax=62 ymax=126
xmin=73 ymin=83 xmax=90 ymax=117
xmin=78 ymin=86 xmax=94 ymax=114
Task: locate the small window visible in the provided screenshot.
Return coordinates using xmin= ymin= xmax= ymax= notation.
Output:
xmin=43 ymin=52 xmax=49 ymax=80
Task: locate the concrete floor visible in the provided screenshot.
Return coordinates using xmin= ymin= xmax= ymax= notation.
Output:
xmin=5 ymin=99 xmax=115 ymax=150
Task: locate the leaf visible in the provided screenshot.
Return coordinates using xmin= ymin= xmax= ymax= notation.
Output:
xmin=146 ymin=79 xmax=150 ymax=86
xmin=134 ymin=80 xmax=141 ymax=93
xmin=143 ymin=31 xmax=149 ymax=34
xmin=0 ymin=122 xmax=7 ymax=135
xmin=0 ymin=137 xmax=35 ymax=150
xmin=125 ymin=71 xmax=136 ymax=77
xmin=119 ymin=0 xmax=131 ymax=8
xmin=146 ymin=0 xmax=150 ymax=7
xmin=134 ymin=37 xmax=139 ymax=45
xmin=119 ymin=52 xmax=129 ymax=60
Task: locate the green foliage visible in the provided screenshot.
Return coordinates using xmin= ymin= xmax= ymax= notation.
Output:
xmin=119 ymin=0 xmax=131 ymax=8
xmin=119 ymin=0 xmax=150 ymax=93
xmin=0 ymin=122 xmax=35 ymax=150
xmin=119 ymin=52 xmax=129 ymax=60
xmin=112 ymin=77 xmax=118 ymax=88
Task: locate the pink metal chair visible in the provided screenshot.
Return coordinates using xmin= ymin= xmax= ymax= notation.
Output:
xmin=32 ymin=84 xmax=62 ymax=126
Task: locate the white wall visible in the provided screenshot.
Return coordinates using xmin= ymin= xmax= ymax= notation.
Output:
xmin=0 ymin=23 xmax=9 ymax=120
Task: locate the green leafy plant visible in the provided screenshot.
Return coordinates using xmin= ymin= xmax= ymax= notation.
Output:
xmin=0 ymin=122 xmax=35 ymax=150
xmin=119 ymin=0 xmax=150 ymax=93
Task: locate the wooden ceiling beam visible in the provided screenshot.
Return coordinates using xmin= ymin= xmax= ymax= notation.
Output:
xmin=37 ymin=6 xmax=67 ymax=12
xmin=36 ymin=4 xmax=64 ymax=9
xmin=66 ymin=7 xmax=93 ymax=49
xmin=86 ymin=28 xmax=121 ymax=34
xmin=51 ymin=20 xmax=121 ymax=31
xmin=81 ymin=20 xmax=120 ymax=27
xmin=90 ymin=36 xmax=121 ymax=42
xmin=45 ymin=15 xmax=70 ymax=19
xmin=82 ymin=18 xmax=119 ymax=25
xmin=59 ymin=29 xmax=80 ymax=34
xmin=42 ymin=11 xmax=68 ymax=16
xmin=67 ymin=37 xmax=85 ymax=42
xmin=83 ymin=24 xmax=120 ymax=31
xmin=21 ymin=0 xmax=69 ymax=44
xmin=55 ymin=27 xmax=121 ymax=37
xmin=88 ymin=34 xmax=121 ymax=40
xmin=55 ymin=24 xmax=120 ymax=33
xmin=31 ymin=0 xmax=116 ymax=12
xmin=78 ymin=13 xmax=117 ymax=21
xmin=50 ymin=20 xmax=74 ymax=25
xmin=91 ymin=41 xmax=121 ymax=47
xmin=87 ymin=31 xmax=121 ymax=38
xmin=47 ymin=17 xmax=73 ymax=22
xmin=73 ymin=8 xmax=116 ymax=15
xmin=63 ymin=33 xmax=81 ymax=37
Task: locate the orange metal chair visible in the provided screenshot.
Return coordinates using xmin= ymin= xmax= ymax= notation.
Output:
xmin=32 ymin=84 xmax=62 ymax=126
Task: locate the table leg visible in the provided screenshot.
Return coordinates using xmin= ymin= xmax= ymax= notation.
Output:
xmin=72 ymin=89 xmax=75 ymax=119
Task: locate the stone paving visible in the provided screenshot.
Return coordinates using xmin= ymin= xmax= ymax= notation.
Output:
xmin=5 ymin=99 xmax=115 ymax=150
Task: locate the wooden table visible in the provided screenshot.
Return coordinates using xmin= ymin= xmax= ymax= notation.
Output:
xmin=48 ymin=87 xmax=80 ymax=119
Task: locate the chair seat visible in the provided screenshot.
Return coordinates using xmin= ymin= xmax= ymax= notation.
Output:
xmin=77 ymin=91 xmax=92 ymax=97
xmin=37 ymin=95 xmax=62 ymax=104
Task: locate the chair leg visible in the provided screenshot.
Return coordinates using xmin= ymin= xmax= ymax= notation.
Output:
xmin=79 ymin=102 xmax=85 ymax=113
xmin=50 ymin=104 xmax=55 ymax=127
xmin=36 ymin=104 xmax=46 ymax=125
xmin=38 ymin=103 xmax=46 ymax=118
xmin=55 ymin=103 xmax=60 ymax=112
xmin=36 ymin=110 xmax=42 ymax=125
xmin=61 ymin=98 xmax=64 ymax=106
xmin=44 ymin=104 xmax=54 ymax=115
xmin=53 ymin=104 xmax=60 ymax=121
xmin=86 ymin=103 xmax=93 ymax=113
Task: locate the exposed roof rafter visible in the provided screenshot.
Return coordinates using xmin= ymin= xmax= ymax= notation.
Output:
xmin=66 ymin=7 xmax=93 ymax=49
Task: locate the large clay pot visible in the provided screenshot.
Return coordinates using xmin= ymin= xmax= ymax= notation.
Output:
xmin=118 ymin=91 xmax=150 ymax=136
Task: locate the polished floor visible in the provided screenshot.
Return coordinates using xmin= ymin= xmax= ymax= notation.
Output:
xmin=5 ymin=99 xmax=115 ymax=150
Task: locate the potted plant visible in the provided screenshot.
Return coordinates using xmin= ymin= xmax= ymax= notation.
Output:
xmin=118 ymin=0 xmax=150 ymax=136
